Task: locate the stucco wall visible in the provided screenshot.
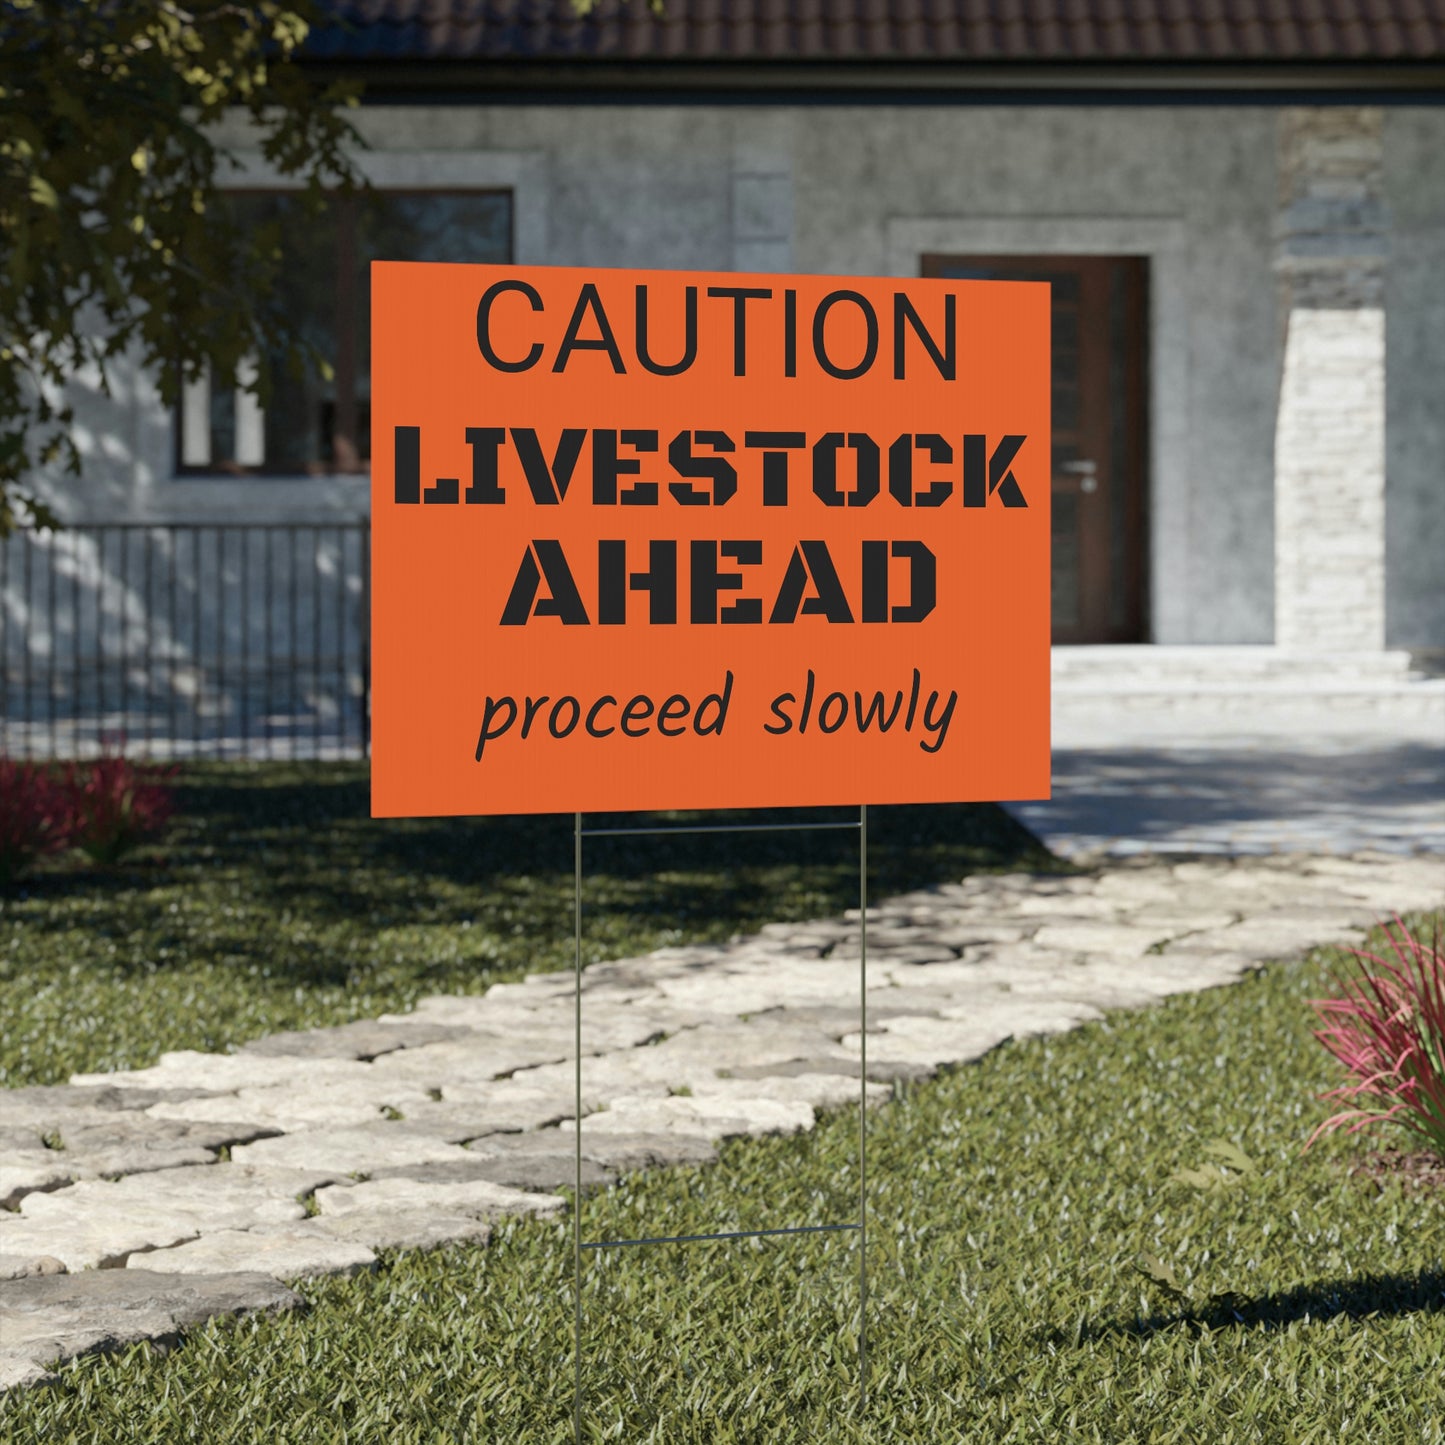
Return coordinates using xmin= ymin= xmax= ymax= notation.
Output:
xmin=787 ymin=105 xmax=1279 ymax=644
xmin=1384 ymin=108 xmax=1445 ymax=651
xmin=25 ymin=100 xmax=1436 ymax=647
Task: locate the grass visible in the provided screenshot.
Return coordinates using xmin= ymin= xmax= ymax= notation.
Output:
xmin=0 ymin=761 xmax=1056 ymax=1087
xmin=3 ymin=768 xmax=1441 ymax=1440
xmin=4 ymin=917 xmax=1443 ymax=1442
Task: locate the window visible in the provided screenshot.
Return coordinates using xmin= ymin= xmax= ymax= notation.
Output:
xmin=177 ymin=190 xmax=513 ymax=476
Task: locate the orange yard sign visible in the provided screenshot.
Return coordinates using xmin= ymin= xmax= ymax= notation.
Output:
xmin=371 ymin=264 xmax=1050 ymax=817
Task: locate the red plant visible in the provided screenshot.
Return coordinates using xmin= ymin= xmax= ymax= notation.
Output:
xmin=0 ymin=759 xmax=74 ymax=886
xmin=1307 ymin=919 xmax=1445 ymax=1158
xmin=63 ymin=755 xmax=177 ymax=866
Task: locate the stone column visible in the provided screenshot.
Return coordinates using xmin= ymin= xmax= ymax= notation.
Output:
xmin=1273 ymin=108 xmax=1389 ymax=652
xmin=730 ymin=113 xmax=794 ymax=274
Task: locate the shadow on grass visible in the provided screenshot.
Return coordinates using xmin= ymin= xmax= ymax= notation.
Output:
xmin=1056 ymin=1268 xmax=1445 ymax=1343
xmin=29 ymin=772 xmax=1052 ymax=882
xmin=7 ymin=763 xmax=1063 ymax=988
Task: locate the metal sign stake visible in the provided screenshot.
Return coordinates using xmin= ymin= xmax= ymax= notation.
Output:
xmin=858 ymin=800 xmax=868 ymax=1423
xmin=573 ymin=809 xmax=584 ymax=1445
xmin=571 ymin=808 xmax=869 ymax=1442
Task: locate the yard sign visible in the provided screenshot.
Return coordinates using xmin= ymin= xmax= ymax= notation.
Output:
xmin=371 ymin=264 xmax=1050 ymax=816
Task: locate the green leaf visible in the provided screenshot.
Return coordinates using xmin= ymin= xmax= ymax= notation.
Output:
xmin=1135 ymin=1251 xmax=1185 ymax=1298
xmin=1202 ymin=1138 xmax=1255 ymax=1174
xmin=1170 ymin=1138 xmax=1255 ymax=1188
xmin=1169 ymin=1164 xmax=1236 ymax=1189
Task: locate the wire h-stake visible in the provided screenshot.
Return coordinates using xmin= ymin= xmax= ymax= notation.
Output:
xmin=571 ymin=808 xmax=869 ymax=1441
xmin=573 ymin=811 xmax=583 ymax=1445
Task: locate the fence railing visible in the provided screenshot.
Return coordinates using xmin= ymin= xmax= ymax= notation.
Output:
xmin=1 ymin=523 xmax=370 ymax=760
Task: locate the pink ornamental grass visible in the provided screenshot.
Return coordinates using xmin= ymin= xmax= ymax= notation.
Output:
xmin=0 ymin=758 xmax=74 ymax=885
xmin=1306 ymin=920 xmax=1445 ymax=1158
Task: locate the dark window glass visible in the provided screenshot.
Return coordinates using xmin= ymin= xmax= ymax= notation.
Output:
xmin=178 ymin=190 xmax=513 ymax=476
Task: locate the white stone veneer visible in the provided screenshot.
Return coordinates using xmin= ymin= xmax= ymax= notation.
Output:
xmin=1273 ymin=306 xmax=1386 ymax=651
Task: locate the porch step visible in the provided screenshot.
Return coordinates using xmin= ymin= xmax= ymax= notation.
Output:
xmin=1049 ymin=647 xmax=1445 ymax=738
xmin=1052 ymin=646 xmax=1419 ymax=685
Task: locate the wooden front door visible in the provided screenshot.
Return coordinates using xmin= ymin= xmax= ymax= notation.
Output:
xmin=922 ymin=254 xmax=1148 ymax=643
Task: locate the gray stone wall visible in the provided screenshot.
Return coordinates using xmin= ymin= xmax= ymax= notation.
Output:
xmin=1273 ymin=108 xmax=1388 ymax=653
xmin=1383 ymin=108 xmax=1445 ymax=651
xmin=789 ymin=105 xmax=1279 ymax=644
xmin=20 ymin=100 xmax=1442 ymax=650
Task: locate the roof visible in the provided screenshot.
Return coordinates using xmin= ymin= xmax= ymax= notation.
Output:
xmin=308 ymin=0 xmax=1445 ymax=66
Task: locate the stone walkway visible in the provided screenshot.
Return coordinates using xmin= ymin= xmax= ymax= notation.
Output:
xmin=3 ymin=849 xmax=1441 ymax=1391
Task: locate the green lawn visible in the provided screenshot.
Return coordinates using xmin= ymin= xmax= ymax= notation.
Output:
xmin=0 ymin=762 xmax=1056 ymax=1087
xmin=2 ymin=768 xmax=1441 ymax=1442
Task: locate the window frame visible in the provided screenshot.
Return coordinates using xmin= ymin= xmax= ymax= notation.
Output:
xmin=173 ymin=185 xmax=515 ymax=480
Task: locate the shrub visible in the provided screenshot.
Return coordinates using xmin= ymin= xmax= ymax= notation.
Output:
xmin=0 ymin=759 xmax=74 ymax=886
xmin=63 ymin=755 xmax=177 ymax=866
xmin=1307 ymin=920 xmax=1445 ymax=1158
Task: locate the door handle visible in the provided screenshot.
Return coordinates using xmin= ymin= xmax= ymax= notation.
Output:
xmin=1059 ymin=459 xmax=1099 ymax=494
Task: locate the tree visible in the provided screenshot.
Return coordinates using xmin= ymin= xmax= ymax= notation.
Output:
xmin=0 ymin=0 xmax=364 ymax=534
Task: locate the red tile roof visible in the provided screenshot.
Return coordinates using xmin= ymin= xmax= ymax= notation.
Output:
xmin=307 ymin=0 xmax=1445 ymax=64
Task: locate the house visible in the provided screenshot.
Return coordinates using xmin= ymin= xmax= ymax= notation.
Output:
xmin=7 ymin=0 xmax=1443 ymax=757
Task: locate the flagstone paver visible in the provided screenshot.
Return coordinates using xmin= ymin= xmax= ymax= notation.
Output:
xmin=300 ymin=1210 xmax=494 ymax=1254
xmin=0 ymin=1270 xmax=303 ymax=1391
xmin=2 ymin=852 xmax=1439 ymax=1388
xmin=0 ymin=1255 xmax=65 ymax=1283
xmin=0 ymin=1166 xmax=72 ymax=1213
xmin=372 ymin=1152 xmax=616 ymax=1194
xmin=129 ymin=1228 xmax=379 ymax=1281
xmin=226 ymin=1125 xmax=483 ymax=1176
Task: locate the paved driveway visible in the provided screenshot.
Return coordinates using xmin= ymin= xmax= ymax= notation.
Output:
xmin=1008 ymin=723 xmax=1445 ymax=859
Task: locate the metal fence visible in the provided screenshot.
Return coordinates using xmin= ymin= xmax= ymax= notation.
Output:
xmin=1 ymin=523 xmax=370 ymax=760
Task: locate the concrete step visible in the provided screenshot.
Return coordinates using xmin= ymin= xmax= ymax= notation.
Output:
xmin=1055 ymin=678 xmax=1445 ymax=717
xmin=1048 ymin=646 xmax=1445 ymax=741
xmin=1052 ymin=645 xmax=1419 ymax=686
